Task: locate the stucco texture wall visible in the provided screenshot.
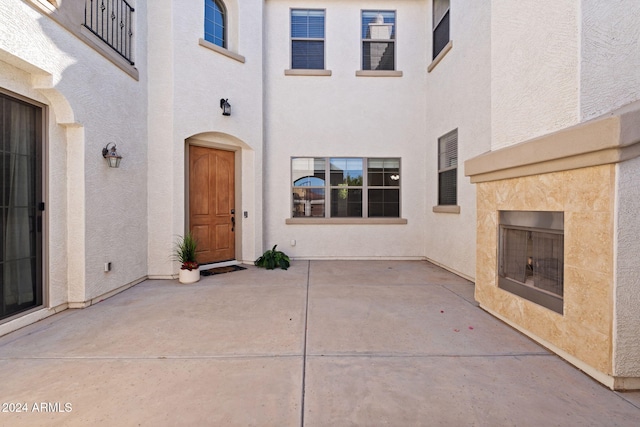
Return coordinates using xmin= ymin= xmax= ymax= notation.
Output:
xmin=424 ymin=0 xmax=491 ymax=279
xmin=615 ymin=156 xmax=640 ymax=377
xmin=147 ymin=0 xmax=264 ymax=275
xmin=475 ymin=165 xmax=615 ymax=376
xmin=490 ymin=0 xmax=579 ymax=150
xmin=581 ymin=0 xmax=640 ymax=121
xmin=1 ymin=0 xmax=148 ymax=304
xmin=262 ymin=0 xmax=427 ymax=259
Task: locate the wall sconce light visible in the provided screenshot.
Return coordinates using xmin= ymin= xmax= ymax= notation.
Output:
xmin=220 ymin=98 xmax=231 ymax=116
xmin=102 ymin=142 xmax=122 ymax=168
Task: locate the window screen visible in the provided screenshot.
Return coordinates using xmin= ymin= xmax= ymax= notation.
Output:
xmin=438 ymin=129 xmax=457 ymax=206
xmin=433 ymin=0 xmax=450 ymax=59
xmin=361 ymin=11 xmax=396 ymax=71
xmin=291 ymin=9 xmax=325 ymax=70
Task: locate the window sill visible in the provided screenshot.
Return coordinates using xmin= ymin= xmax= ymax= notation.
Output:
xmin=199 ymin=38 xmax=246 ymax=63
xmin=432 ymin=205 xmax=460 ymax=214
xmin=428 ymin=40 xmax=453 ymax=73
xmin=286 ymin=218 xmax=408 ymax=225
xmin=285 ymin=69 xmax=332 ymax=76
xmin=355 ymin=70 xmax=403 ymax=77
xmin=28 ymin=0 xmax=56 ymax=12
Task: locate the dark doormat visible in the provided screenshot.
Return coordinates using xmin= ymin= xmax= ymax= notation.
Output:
xmin=200 ymin=265 xmax=247 ymax=276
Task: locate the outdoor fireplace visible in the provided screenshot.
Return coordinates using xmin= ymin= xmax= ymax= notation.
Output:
xmin=499 ymin=211 xmax=564 ymax=314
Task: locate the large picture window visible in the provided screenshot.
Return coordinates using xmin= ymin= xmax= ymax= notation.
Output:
xmin=292 ymin=157 xmax=400 ymax=218
xmin=361 ymin=11 xmax=396 ymax=71
xmin=291 ymin=9 xmax=325 ymax=70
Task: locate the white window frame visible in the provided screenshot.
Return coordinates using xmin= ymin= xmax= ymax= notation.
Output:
xmin=360 ymin=10 xmax=396 ymax=72
xmin=290 ymin=9 xmax=326 ymax=70
xmin=432 ymin=0 xmax=450 ymax=59
xmin=204 ymin=0 xmax=226 ymax=49
xmin=437 ymin=129 xmax=458 ymax=206
xmin=291 ymin=157 xmax=401 ymax=219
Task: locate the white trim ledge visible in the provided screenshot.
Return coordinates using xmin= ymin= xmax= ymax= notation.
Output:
xmin=199 ymin=38 xmax=246 ymax=63
xmin=285 ymin=69 xmax=332 ymax=76
xmin=286 ymin=218 xmax=407 ymax=225
xmin=465 ymin=101 xmax=640 ymax=183
xmin=432 ymin=205 xmax=460 ymax=214
xmin=428 ymin=40 xmax=453 ymax=73
xmin=29 ymin=0 xmax=57 ymax=12
xmin=355 ymin=70 xmax=403 ymax=77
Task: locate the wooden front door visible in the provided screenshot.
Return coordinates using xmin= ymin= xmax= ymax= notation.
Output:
xmin=189 ymin=146 xmax=235 ymax=264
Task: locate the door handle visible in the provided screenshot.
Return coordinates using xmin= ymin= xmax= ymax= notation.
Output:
xmin=231 ymin=216 xmax=235 ymax=232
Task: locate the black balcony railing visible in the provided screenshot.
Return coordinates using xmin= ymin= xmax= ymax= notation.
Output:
xmin=84 ymin=0 xmax=135 ymax=65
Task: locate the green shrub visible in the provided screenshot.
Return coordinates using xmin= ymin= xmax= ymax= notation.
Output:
xmin=255 ymin=245 xmax=290 ymax=270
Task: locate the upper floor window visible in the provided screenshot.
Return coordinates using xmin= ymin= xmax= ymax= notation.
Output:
xmin=204 ymin=0 xmax=226 ymax=48
xmin=433 ymin=0 xmax=450 ymax=59
xmin=291 ymin=9 xmax=325 ymax=70
xmin=438 ymin=129 xmax=457 ymax=206
xmin=83 ymin=0 xmax=135 ymax=65
xmin=361 ymin=10 xmax=396 ymax=71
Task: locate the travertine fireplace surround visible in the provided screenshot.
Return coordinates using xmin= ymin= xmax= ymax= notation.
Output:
xmin=465 ymin=102 xmax=640 ymax=390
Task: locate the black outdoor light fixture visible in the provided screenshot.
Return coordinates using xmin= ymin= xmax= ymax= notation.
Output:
xmin=102 ymin=142 xmax=122 ymax=168
xmin=220 ymin=98 xmax=231 ymax=116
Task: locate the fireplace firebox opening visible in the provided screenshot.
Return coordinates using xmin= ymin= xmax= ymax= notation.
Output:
xmin=498 ymin=211 xmax=564 ymax=314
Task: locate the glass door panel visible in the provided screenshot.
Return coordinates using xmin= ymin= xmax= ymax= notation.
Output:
xmin=1 ymin=93 xmax=43 ymax=321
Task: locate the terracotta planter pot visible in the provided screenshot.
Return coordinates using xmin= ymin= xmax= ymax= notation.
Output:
xmin=179 ymin=267 xmax=200 ymax=284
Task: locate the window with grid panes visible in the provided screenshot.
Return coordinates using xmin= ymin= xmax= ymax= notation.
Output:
xmin=204 ymin=0 xmax=226 ymax=48
xmin=292 ymin=157 xmax=400 ymax=218
xmin=368 ymin=158 xmax=400 ymax=217
xmin=361 ymin=11 xmax=396 ymax=71
xmin=438 ymin=130 xmax=457 ymax=205
xmin=291 ymin=9 xmax=325 ymax=70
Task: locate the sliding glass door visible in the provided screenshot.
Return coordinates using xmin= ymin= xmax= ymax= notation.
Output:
xmin=1 ymin=92 xmax=43 ymax=321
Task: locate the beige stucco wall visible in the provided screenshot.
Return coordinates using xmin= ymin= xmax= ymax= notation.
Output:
xmin=581 ymin=0 xmax=640 ymax=121
xmin=0 ymin=0 xmax=148 ymax=315
xmin=147 ymin=0 xmax=264 ymax=277
xmin=475 ymin=165 xmax=615 ymax=376
xmin=423 ymin=0 xmax=491 ymax=279
xmin=262 ymin=0 xmax=428 ymax=260
xmin=490 ymin=0 xmax=580 ymax=150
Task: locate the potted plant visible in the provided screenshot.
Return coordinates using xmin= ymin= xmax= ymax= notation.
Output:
xmin=175 ymin=232 xmax=200 ymax=284
xmin=255 ymin=245 xmax=291 ymax=270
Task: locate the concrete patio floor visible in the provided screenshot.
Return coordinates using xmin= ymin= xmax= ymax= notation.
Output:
xmin=0 ymin=260 xmax=639 ymax=426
